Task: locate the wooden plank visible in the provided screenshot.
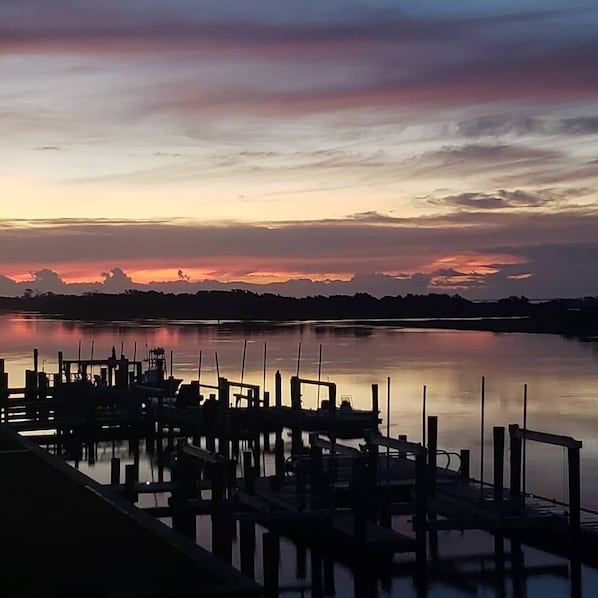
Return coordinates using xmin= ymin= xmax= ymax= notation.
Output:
xmin=182 ymin=443 xmax=225 ymax=464
xmin=296 ymin=377 xmax=335 ymax=388
xmin=369 ymin=434 xmax=426 ymax=456
xmin=509 ymin=424 xmax=582 ymax=449
xmin=309 ymin=435 xmax=361 ymax=456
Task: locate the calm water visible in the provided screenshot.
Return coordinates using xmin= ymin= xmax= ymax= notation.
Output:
xmin=2 ymin=313 xmax=598 ymax=596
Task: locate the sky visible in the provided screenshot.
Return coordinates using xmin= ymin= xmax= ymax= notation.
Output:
xmin=1 ymin=0 xmax=598 ymax=298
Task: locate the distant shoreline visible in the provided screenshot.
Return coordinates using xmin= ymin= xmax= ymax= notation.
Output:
xmin=1 ymin=291 xmax=597 ymax=339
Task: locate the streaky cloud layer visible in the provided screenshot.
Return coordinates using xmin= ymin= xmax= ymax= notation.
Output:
xmin=1 ymin=1 xmax=598 ymax=298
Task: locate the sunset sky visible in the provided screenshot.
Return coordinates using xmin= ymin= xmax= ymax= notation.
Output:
xmin=2 ymin=0 xmax=598 ymax=298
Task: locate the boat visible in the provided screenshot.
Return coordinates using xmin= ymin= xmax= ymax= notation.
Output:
xmin=140 ymin=347 xmax=182 ymax=396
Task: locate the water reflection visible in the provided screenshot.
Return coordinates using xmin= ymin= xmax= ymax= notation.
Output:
xmin=3 ymin=313 xmax=598 ymax=509
xmin=49 ymin=439 xmax=597 ymax=597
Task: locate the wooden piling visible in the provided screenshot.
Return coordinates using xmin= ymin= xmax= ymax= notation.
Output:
xmin=493 ymin=426 xmax=505 ymax=500
xmin=275 ymin=370 xmax=282 ymax=408
xmin=218 ymin=377 xmax=230 ymax=409
xmin=323 ymin=555 xmax=335 ymax=596
xmin=568 ymin=446 xmax=581 ymax=530
xmin=262 ymin=532 xmax=280 ymax=598
xmin=352 ymin=457 xmax=367 ymax=541
xmin=310 ymin=442 xmax=323 ymax=508
xmin=239 ymin=519 xmax=256 ymax=578
xmin=509 ymin=425 xmax=522 ymax=499
xmin=263 ymin=391 xmax=271 ymax=451
xmin=510 ymin=537 xmax=525 ymax=598
xmin=371 ymin=383 xmax=379 ymax=429
xmin=379 ymin=496 xmax=392 ymax=528
xmin=290 ymin=377 xmax=302 ymax=455
xmin=212 ymin=505 xmax=233 ymax=563
xmin=460 ymin=449 xmax=470 ymax=479
xmin=398 ymin=433 xmax=408 ymax=459
xmin=415 ymin=451 xmax=427 ymax=565
xmin=124 ymin=464 xmax=138 ymax=502
xmin=110 ymin=457 xmax=120 ymax=485
xmin=274 ymin=430 xmax=285 ymax=480
xmin=296 ymin=542 xmax=307 ymax=579
xmin=311 ymin=542 xmax=323 ymax=598
xmin=427 ymin=415 xmax=438 ymax=495
xmin=0 ymin=360 xmax=8 ymax=423
xmin=211 ymin=461 xmax=233 ymax=562
xmin=243 ymin=451 xmax=255 ymax=495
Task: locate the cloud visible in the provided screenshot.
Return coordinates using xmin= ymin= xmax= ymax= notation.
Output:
xmin=429 ymin=187 xmax=593 ymax=210
xmin=101 ymin=267 xmax=135 ymax=292
xmin=0 ymin=3 xmax=570 ymax=58
xmin=457 ymin=115 xmax=598 ymax=138
xmin=404 ymin=144 xmax=564 ymax=181
xmin=0 ymin=211 xmax=597 ymax=298
xmin=456 ymin=116 xmax=543 ymax=138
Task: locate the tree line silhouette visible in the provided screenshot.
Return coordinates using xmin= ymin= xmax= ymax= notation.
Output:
xmin=1 ymin=290 xmax=597 ymax=337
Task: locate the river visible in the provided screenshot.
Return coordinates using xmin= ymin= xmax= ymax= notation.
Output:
xmin=2 ymin=312 xmax=598 ymax=596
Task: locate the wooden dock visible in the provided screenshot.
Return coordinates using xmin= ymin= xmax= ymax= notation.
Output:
xmin=0 ymin=350 xmax=595 ymax=596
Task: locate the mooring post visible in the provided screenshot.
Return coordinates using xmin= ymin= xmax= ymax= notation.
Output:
xmin=263 ymin=532 xmax=280 ymax=598
xmin=221 ymin=413 xmax=231 ymax=460
xmin=212 ymin=505 xmax=233 ymax=563
xmin=328 ymin=383 xmax=337 ymax=506
xmin=171 ymin=446 xmax=197 ymax=541
xmin=263 ymin=390 xmax=271 ymax=451
xmin=571 ymin=555 xmax=582 ymax=598
xmin=398 ymin=433 xmax=408 ymax=459
xmin=296 ymin=542 xmax=307 ymax=579
xmin=494 ymin=534 xmax=506 ymax=597
xmin=352 ymin=456 xmax=367 ymax=541
xmin=239 ymin=519 xmax=256 ymax=578
xmin=218 ymin=377 xmax=230 ymax=409
xmin=290 ymin=376 xmax=303 ymax=455
xmin=25 ymin=369 xmax=36 ymax=418
xmin=493 ymin=426 xmax=505 ymax=500
xmin=206 ymin=427 xmax=216 ymax=453
xmin=371 ymin=383 xmax=379 ymax=429
xmin=192 ymin=424 xmax=201 ymax=448
xmin=364 ymin=430 xmax=378 ymax=487
xmin=460 ymin=449 xmax=470 ymax=479
xmin=243 ymin=450 xmax=255 ymax=495
xmin=311 ymin=542 xmax=324 ymax=598
xmin=568 ymin=446 xmax=581 ymax=530
xmin=211 ymin=462 xmax=232 ymax=562
xmin=249 ymin=391 xmax=261 ymax=473
xmin=509 ymin=425 xmax=522 ymax=499
xmin=57 ymin=351 xmax=63 ymax=383
xmin=511 ymin=537 xmax=525 ymax=598
xmin=124 ymin=463 xmax=138 ymax=502
xmin=0 ymin=360 xmax=8 ymax=423
xmin=275 ymin=370 xmax=282 ymax=408
xmin=323 ymin=555 xmax=336 ymax=596
xmin=310 ymin=441 xmax=323 ymax=508
xmin=379 ymin=495 xmax=392 ymax=528
xmin=275 ymin=429 xmax=285 ymax=480
xmin=290 ymin=376 xmax=301 ymax=409
xmin=415 ymin=451 xmax=427 ymax=564
xmin=87 ymin=439 xmax=96 ymax=466
xmin=427 ymin=415 xmax=438 ymax=495
xmin=110 ymin=457 xmax=120 ymax=485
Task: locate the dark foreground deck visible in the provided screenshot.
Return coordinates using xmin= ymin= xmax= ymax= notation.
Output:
xmin=0 ymin=425 xmax=261 ymax=598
